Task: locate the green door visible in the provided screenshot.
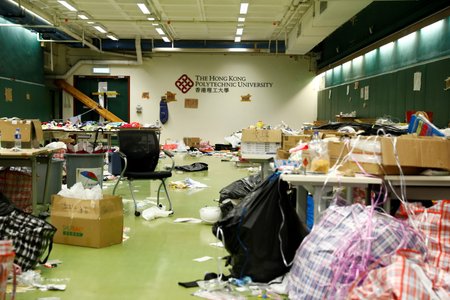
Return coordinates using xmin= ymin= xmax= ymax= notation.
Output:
xmin=73 ymin=76 xmax=130 ymax=122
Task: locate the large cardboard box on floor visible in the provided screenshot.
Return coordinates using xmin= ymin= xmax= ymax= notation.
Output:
xmin=380 ymin=135 xmax=450 ymax=171
xmin=51 ymin=195 xmax=123 ymax=248
xmin=0 ymin=119 xmax=43 ymax=148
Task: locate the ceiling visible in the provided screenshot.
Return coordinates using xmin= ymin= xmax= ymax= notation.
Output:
xmin=0 ymin=0 xmax=448 ymax=65
xmin=1 ymin=0 xmax=309 ymax=47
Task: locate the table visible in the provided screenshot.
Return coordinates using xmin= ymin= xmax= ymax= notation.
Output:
xmin=240 ymin=153 xmax=275 ymax=179
xmin=0 ymin=148 xmax=56 ymax=215
xmin=281 ymin=173 xmax=450 ymax=224
xmin=281 ymin=173 xmax=382 ymax=224
xmin=43 ymin=127 xmax=161 ymax=149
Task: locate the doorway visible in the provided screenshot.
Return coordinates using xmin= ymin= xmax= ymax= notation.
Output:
xmin=73 ymin=75 xmax=130 ymax=122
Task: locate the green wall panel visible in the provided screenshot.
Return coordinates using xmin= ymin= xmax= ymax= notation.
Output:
xmin=0 ymin=79 xmax=52 ymax=120
xmin=0 ymin=17 xmax=52 ymax=120
xmin=318 ymin=58 xmax=450 ymax=127
xmin=319 ymin=16 xmax=450 ymax=128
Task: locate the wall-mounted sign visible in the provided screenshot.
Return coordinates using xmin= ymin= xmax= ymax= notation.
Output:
xmin=175 ymin=74 xmax=274 ymax=94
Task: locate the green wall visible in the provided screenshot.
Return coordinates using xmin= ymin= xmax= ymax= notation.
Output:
xmin=0 ymin=17 xmax=52 ymax=120
xmin=318 ymin=17 xmax=450 ymax=128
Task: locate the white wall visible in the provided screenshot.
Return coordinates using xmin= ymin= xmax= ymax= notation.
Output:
xmin=65 ymin=53 xmax=317 ymax=144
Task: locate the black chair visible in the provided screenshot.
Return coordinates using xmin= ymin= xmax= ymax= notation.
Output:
xmin=112 ymin=129 xmax=174 ymax=216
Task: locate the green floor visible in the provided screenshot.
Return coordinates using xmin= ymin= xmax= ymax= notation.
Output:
xmin=20 ymin=154 xmax=255 ymax=300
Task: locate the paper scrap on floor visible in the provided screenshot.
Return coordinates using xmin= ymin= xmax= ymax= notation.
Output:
xmin=169 ymin=178 xmax=208 ymax=189
xmin=174 ymin=217 xmax=202 ymax=223
xmin=193 ymin=256 xmax=213 ymax=262
xmin=142 ymin=206 xmax=173 ymax=221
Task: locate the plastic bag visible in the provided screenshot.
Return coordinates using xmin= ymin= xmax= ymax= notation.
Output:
xmin=213 ymin=173 xmax=309 ymax=282
xmin=218 ymin=174 xmax=261 ymax=202
xmin=174 ymin=162 xmax=208 ymax=172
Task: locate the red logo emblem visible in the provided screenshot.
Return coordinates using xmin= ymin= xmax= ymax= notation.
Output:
xmin=175 ymin=74 xmax=194 ymax=94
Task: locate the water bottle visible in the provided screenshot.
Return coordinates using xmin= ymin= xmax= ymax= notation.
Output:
xmin=14 ymin=128 xmax=21 ymax=151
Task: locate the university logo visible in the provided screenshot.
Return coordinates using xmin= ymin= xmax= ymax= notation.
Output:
xmin=175 ymin=74 xmax=194 ymax=93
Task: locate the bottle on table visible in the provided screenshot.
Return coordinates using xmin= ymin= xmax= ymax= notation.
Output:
xmin=13 ymin=128 xmax=21 ymax=151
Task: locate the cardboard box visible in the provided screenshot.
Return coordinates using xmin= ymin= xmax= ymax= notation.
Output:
xmin=241 ymin=129 xmax=282 ymax=155
xmin=328 ymin=139 xmax=385 ymax=175
xmin=381 ymin=136 xmax=450 ymax=171
xmin=51 ymin=195 xmax=123 ymax=248
xmin=0 ymin=119 xmax=43 ymax=148
xmin=282 ymin=135 xmax=311 ymax=151
xmin=241 ymin=129 xmax=282 ymax=143
xmin=277 ymin=148 xmax=290 ymax=160
xmin=183 ymin=137 xmax=201 ymax=148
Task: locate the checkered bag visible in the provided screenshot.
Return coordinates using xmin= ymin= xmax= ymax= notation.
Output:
xmin=0 ymin=168 xmax=32 ymax=213
xmin=348 ymin=249 xmax=450 ymax=299
xmin=408 ymin=200 xmax=450 ymax=272
xmin=287 ymin=204 xmax=426 ymax=299
xmin=0 ymin=193 xmax=56 ymax=271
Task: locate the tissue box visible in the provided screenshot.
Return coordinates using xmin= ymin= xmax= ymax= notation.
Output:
xmin=51 ymin=195 xmax=123 ymax=248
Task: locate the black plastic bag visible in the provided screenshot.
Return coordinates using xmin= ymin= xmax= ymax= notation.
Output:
xmin=219 ymin=174 xmax=261 ymax=202
xmin=213 ymin=173 xmax=308 ymax=282
xmin=175 ymin=162 xmax=208 ymax=172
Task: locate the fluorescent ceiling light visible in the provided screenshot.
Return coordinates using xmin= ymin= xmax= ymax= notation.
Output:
xmin=240 ymin=3 xmax=249 ymax=14
xmin=162 ymin=36 xmax=171 ymax=43
xmin=238 ymin=17 xmax=245 ymax=22
xmin=147 ymin=17 xmax=155 ymax=21
xmin=94 ymin=26 xmax=107 ymax=34
xmin=234 ymin=36 xmax=241 ymax=42
xmin=87 ymin=21 xmax=95 ymax=24
xmin=58 ymin=1 xmax=77 ymax=12
xmin=107 ymin=34 xmax=118 ymax=41
xmin=155 ymin=28 xmax=165 ymax=35
xmin=236 ymin=28 xmax=243 ymax=35
xmin=137 ymin=3 xmax=151 ymax=14
xmin=78 ymin=14 xmax=89 ymax=20
xmin=152 ymin=23 xmax=159 ymax=26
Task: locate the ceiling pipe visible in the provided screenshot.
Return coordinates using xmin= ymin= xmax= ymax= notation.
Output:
xmin=49 ymin=37 xmax=144 ymax=80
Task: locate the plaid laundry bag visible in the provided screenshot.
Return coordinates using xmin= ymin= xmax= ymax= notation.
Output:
xmin=348 ymin=249 xmax=450 ymax=299
xmin=287 ymin=204 xmax=426 ymax=300
xmin=0 ymin=168 xmax=32 ymax=213
xmin=407 ymin=200 xmax=450 ymax=272
xmin=0 ymin=193 xmax=56 ymax=271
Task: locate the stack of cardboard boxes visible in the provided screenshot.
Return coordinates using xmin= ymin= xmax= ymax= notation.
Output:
xmin=240 ymin=128 xmax=282 ymax=155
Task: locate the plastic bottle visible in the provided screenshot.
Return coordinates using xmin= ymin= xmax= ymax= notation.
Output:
xmin=14 ymin=128 xmax=21 ymax=151
xmin=309 ymin=131 xmax=329 ymax=173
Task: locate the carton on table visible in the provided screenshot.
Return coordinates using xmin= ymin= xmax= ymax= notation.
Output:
xmin=0 ymin=119 xmax=43 ymax=148
xmin=51 ymin=195 xmax=123 ymax=248
xmin=241 ymin=129 xmax=282 ymax=155
xmin=380 ymin=135 xmax=450 ymax=171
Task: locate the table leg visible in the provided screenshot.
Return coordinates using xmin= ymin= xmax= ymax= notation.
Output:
xmin=295 ymin=186 xmax=308 ymax=223
xmin=31 ymin=157 xmax=38 ymax=215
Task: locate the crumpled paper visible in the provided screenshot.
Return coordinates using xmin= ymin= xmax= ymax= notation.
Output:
xmin=142 ymin=205 xmax=173 ymax=221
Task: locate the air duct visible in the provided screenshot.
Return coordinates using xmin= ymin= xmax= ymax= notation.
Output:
xmin=286 ymin=0 xmax=374 ymax=55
